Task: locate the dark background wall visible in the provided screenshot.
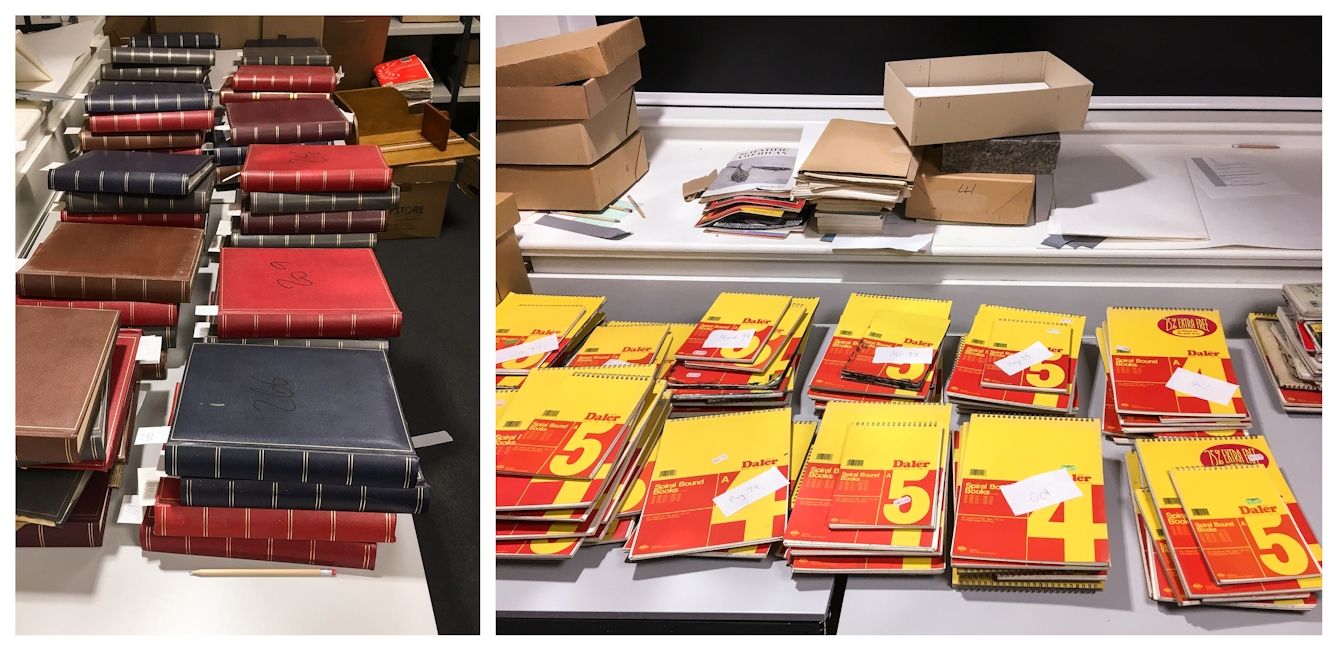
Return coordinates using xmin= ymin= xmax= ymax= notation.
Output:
xmin=598 ymin=16 xmax=1320 ymax=97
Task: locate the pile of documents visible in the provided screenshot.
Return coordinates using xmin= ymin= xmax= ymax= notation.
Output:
xmin=806 ymin=294 xmax=951 ymax=410
xmin=374 ymin=54 xmax=436 ymax=106
xmin=1127 ymin=437 xmax=1320 ymax=610
xmin=664 ymin=292 xmax=818 ymax=414
xmin=495 ymin=293 xmax=607 ymax=386
xmin=793 ymin=119 xmax=920 ymax=235
xmin=783 ymin=402 xmax=952 ymax=575
xmin=495 ymin=367 xmax=668 ymax=559
xmin=1246 ymin=283 xmax=1321 ymax=413
xmin=693 ymin=148 xmax=810 ymax=238
xmin=945 ymin=304 xmax=1085 ymax=415
xmin=1097 ymin=307 xmax=1251 ymax=440
xmin=950 ymin=414 xmax=1110 ymax=591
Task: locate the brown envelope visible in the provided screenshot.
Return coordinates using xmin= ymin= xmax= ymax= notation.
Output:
xmin=799 ymin=119 xmax=918 ymax=179
xmin=905 ymin=154 xmax=1035 ymax=225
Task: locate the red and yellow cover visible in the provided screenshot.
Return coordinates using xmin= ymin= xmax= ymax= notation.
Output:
xmin=628 ymin=408 xmax=791 ymax=560
xmin=1135 ymin=436 xmax=1322 ymax=600
xmin=495 ymin=293 xmax=606 ymax=375
xmin=496 ymin=459 xmax=614 ymax=512
xmin=673 ymin=292 xmax=793 ymax=367
xmin=790 ymin=419 xmax=818 ymax=506
xmin=810 ymin=294 xmax=952 ymax=398
xmin=1169 ymin=465 xmax=1321 ymax=584
xmin=496 ymin=372 xmax=654 ymax=479
xmin=946 ymin=305 xmax=1084 ymax=412
xmin=791 ymin=555 xmax=944 ymax=574
xmin=952 ymin=414 xmax=1108 ymax=567
xmin=721 ymin=297 xmax=817 ymax=375
xmin=616 ymin=438 xmax=660 ymax=517
xmin=1105 ymin=308 xmax=1248 ymax=418
xmin=496 ymin=537 xmax=582 ymax=560
xmin=496 ymin=304 xmax=585 ymax=375
xmin=841 ymin=309 xmax=949 ymax=390
xmin=828 ymin=422 xmax=946 ymax=529
xmin=565 ymin=324 xmax=670 ymax=368
xmin=587 ymin=516 xmax=637 ymax=546
xmin=980 ymin=319 xmax=1073 ymax=394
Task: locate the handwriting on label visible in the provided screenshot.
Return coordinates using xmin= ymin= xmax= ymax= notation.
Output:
xmin=496 ymin=334 xmax=559 ymax=364
xmin=703 ymin=328 xmax=755 ymax=349
xmin=712 ymin=454 xmax=728 ymax=464
xmin=249 ymin=376 xmax=296 ymax=412
xmin=135 ymin=336 xmax=163 ymax=363
xmin=117 ymin=495 xmax=144 ymax=524
xmin=1165 ymin=367 xmax=1238 ymax=406
xmin=138 ymin=467 xmax=164 ymax=506
xmin=873 ymin=346 xmax=934 ymax=365
xmin=713 ymin=466 xmax=788 ymax=517
xmin=993 ymin=341 xmax=1053 ymax=376
xmin=134 ymin=426 xmax=171 ymax=445
xmin=892 ymin=496 xmax=911 ymax=507
xmin=195 ymin=304 xmax=219 ymax=316
xmin=1000 ymin=468 xmax=1084 ymax=516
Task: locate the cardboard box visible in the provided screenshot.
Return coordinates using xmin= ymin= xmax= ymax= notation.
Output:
xmin=496 ymin=18 xmax=644 ymax=87
xmin=497 ymin=89 xmax=638 ymax=166
xmin=495 ymin=193 xmax=531 ymax=304
xmin=336 ymin=86 xmax=481 ymax=166
xmin=458 ymin=154 xmax=480 ymax=200
xmin=382 ymin=160 xmax=457 ymax=239
xmin=905 ymin=153 xmax=1034 ymax=225
xmin=464 ymin=63 xmax=480 ymax=87
xmin=498 ymin=130 xmax=648 ymax=212
xmin=498 ymin=53 xmax=640 ymax=121
xmin=883 ymin=51 xmax=1093 ymax=146
xmin=323 ymin=16 xmax=391 ymax=90
xmin=103 ymin=16 xmax=152 ymax=47
xmin=152 ymin=16 xmax=262 ymax=50
xmin=468 ymin=38 xmax=479 ymax=64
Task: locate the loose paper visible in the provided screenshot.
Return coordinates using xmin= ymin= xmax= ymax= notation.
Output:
xmin=411 ymin=430 xmax=453 ymax=448
xmin=1000 ymin=468 xmax=1084 ymax=516
xmin=195 ymin=304 xmax=219 ymax=316
xmin=40 ymin=161 xmax=63 ymax=171
xmin=1189 ymin=156 xmax=1297 ymax=198
xmin=135 ymin=335 xmax=162 ymax=363
xmin=193 ymin=322 xmax=210 ymax=339
xmin=993 ymin=341 xmax=1053 ymax=376
xmin=495 ymin=333 xmax=559 ymax=364
xmin=713 ymin=466 xmax=788 ymax=517
xmin=137 ymin=467 xmax=163 ymax=506
xmin=873 ymin=346 xmax=934 ymax=365
xmin=1165 ymin=367 xmax=1238 ymax=405
xmin=703 ymin=328 xmax=755 ymax=349
xmin=116 ymin=495 xmax=144 ymax=524
xmin=829 ymin=232 xmax=934 ymax=252
xmin=535 ymin=214 xmax=631 ymax=240
xmin=64 ymin=125 xmax=81 ymax=135
xmin=134 ymin=426 xmax=171 ymax=445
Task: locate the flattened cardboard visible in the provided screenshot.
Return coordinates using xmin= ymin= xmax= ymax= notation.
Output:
xmin=905 ymin=153 xmax=1035 ymax=225
xmin=496 ymin=193 xmax=531 ymax=304
xmin=498 ymin=130 xmax=649 ymax=211
xmin=884 ymin=51 xmax=1093 ymax=146
xmin=335 ymin=86 xmax=480 ymax=166
xmin=800 ymin=118 xmax=916 ymax=178
xmin=497 ymin=89 xmax=639 ymax=166
xmin=496 ymin=18 xmax=645 ymax=87
xmin=497 ymin=53 xmax=642 ymax=121
xmin=495 ymin=192 xmax=521 ymax=239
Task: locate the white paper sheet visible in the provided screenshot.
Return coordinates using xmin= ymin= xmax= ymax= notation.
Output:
xmin=1051 ymin=146 xmax=1209 ymax=240
xmin=16 ymin=21 xmax=97 ymax=94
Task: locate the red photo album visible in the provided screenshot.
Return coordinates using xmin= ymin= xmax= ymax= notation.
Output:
xmin=239 ymin=144 xmax=392 ymax=193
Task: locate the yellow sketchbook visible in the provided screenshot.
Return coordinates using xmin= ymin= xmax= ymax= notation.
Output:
xmin=979 ymin=319 xmax=1074 ymax=394
xmin=674 ymin=292 xmax=793 ymax=366
xmin=565 ymin=324 xmax=670 ymax=368
xmin=829 ymin=421 xmax=946 ymax=530
xmin=1105 ymin=307 xmax=1246 ymax=418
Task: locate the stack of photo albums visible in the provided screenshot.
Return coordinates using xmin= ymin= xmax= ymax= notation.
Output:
xmin=82 ymin=35 xmax=217 ymax=157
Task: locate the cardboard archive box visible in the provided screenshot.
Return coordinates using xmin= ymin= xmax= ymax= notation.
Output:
xmin=497 ymin=130 xmax=649 ymax=211
xmin=384 ymin=161 xmax=457 ymax=239
xmin=496 ymin=18 xmax=644 ymax=87
xmin=497 ymin=89 xmax=639 ymax=166
xmin=495 ymin=193 xmax=532 ymax=304
xmin=904 ymin=152 xmax=1035 ymax=225
xmin=497 ymin=53 xmax=641 ymax=121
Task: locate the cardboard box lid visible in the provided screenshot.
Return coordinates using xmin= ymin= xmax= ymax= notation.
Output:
xmin=335 ymin=86 xmax=480 ymax=166
xmin=497 ymin=53 xmax=641 ymax=121
xmin=496 ymin=88 xmax=638 ymax=166
xmin=392 ymin=159 xmax=458 ymax=185
xmin=496 ymin=18 xmax=645 ymax=87
xmin=884 ymin=51 xmax=1093 ymax=146
xmin=497 ymin=130 xmax=649 ymax=211
xmin=800 ymin=119 xmax=917 ymax=179
xmin=496 ymin=192 xmax=521 ymax=239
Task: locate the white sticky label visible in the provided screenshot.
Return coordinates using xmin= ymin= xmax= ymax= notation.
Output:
xmin=892 ymin=496 xmax=911 ymax=507
xmin=495 ymin=334 xmax=560 ymax=364
xmin=713 ymin=466 xmax=788 ymax=517
xmin=686 ymin=372 xmax=701 ymax=378
xmin=993 ymin=341 xmax=1053 ymax=376
xmin=602 ymin=359 xmax=632 ymax=367
xmin=1000 ymin=468 xmax=1085 ymax=516
xmin=712 ymin=454 xmax=728 ymax=464
xmin=702 ymin=328 xmax=755 ymax=349
xmin=195 ymin=305 xmax=219 ymax=316
xmin=137 ymin=467 xmax=163 ymax=506
xmin=64 ymin=126 xmax=81 ymax=135
xmin=410 ymin=430 xmax=453 ymax=448
xmin=193 ymin=322 xmax=211 ymax=339
xmin=15 ymin=140 xmax=26 ymax=153
xmin=135 ymin=426 xmax=171 ymax=445
xmin=213 ymin=124 xmax=230 ymax=131
xmin=40 ymin=161 xmax=63 ymax=171
xmin=873 ymin=346 xmax=934 ymax=365
xmin=1166 ymin=367 xmax=1239 ymax=406
xmin=135 ymin=335 xmax=163 ymax=363
xmin=116 ymin=495 xmax=144 ymax=524
xmin=1246 ymin=453 xmax=1265 ymax=463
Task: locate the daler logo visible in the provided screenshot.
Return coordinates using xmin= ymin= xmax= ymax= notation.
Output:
xmin=740 ymin=318 xmax=772 ymax=325
xmin=741 ymin=458 xmax=778 ymax=469
xmin=891 ymin=460 xmax=930 ymax=468
xmin=584 ymin=412 xmax=621 ymax=422
xmin=1199 ymin=443 xmax=1269 ymax=468
xmin=1157 ymin=314 xmax=1218 ymax=338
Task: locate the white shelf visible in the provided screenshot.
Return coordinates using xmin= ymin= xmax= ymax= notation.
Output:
xmin=387 ymin=17 xmax=478 ymax=37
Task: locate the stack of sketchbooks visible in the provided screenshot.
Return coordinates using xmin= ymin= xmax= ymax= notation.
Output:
xmin=495 ymin=366 xmax=669 ymax=559
xmin=232 ymin=144 xmax=395 ymax=248
xmin=16 ymin=218 xmax=207 ymax=372
xmin=1246 ymin=283 xmax=1321 ymax=413
xmin=950 ymin=414 xmax=1110 ymax=591
xmin=17 ymin=306 xmax=141 ymax=547
xmin=145 ymin=344 xmax=426 ymax=569
xmin=1127 ymin=437 xmax=1320 ymax=610
xmin=793 ymin=119 xmax=921 ymax=235
xmin=694 ymin=148 xmax=810 ymax=239
xmin=201 ymin=247 xmax=401 ymax=350
xmin=783 ymin=402 xmax=953 ymax=575
xmin=374 ymin=54 xmax=435 ymax=106
xmin=102 ymin=32 xmax=218 ymax=84
xmin=50 ymin=149 xmax=214 ymax=230
xmin=663 ymin=292 xmax=817 ymax=414
xmin=79 ymin=79 xmax=213 ymax=155
xmin=945 ymin=304 xmax=1086 ymax=416
xmin=1097 ymin=308 xmax=1251 ymax=441
xmin=806 ymin=294 xmax=952 ymax=411
xmin=495 ymin=293 xmax=607 ymax=386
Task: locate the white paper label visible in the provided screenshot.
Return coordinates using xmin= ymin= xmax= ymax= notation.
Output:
xmin=873 ymin=346 xmax=934 ymax=365
xmin=702 ymin=328 xmax=754 ymax=349
xmin=137 ymin=467 xmax=164 ymax=506
xmin=1165 ymin=367 xmax=1239 ymax=406
xmin=64 ymin=125 xmax=81 ymax=135
xmin=117 ymin=495 xmax=144 ymax=524
xmin=892 ymin=496 xmax=911 ymax=507
xmin=40 ymin=161 xmax=63 ymax=171
xmin=713 ymin=466 xmax=788 ymax=517
xmin=1189 ymin=156 xmax=1297 ymax=198
xmin=193 ymin=322 xmax=210 ymax=339
xmin=993 ymin=341 xmax=1053 ymax=376
xmin=135 ymin=335 xmax=162 ymax=363
xmin=1000 ymin=468 xmax=1084 ymax=516
xmin=195 ymin=304 xmax=219 ymax=316
xmin=135 ymin=426 xmax=171 ymax=445
xmin=213 ymin=124 xmax=230 ymax=131
xmin=1246 ymin=453 xmax=1265 ymax=463
xmin=156 ymin=449 xmax=166 ymax=472
xmin=16 ymin=140 xmax=27 ymax=153
xmin=602 ymin=359 xmax=632 ymax=367
xmin=712 ymin=454 xmax=728 ymax=464
xmin=410 ymin=430 xmax=453 ymax=448
xmin=495 ymin=333 xmax=560 ymax=364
